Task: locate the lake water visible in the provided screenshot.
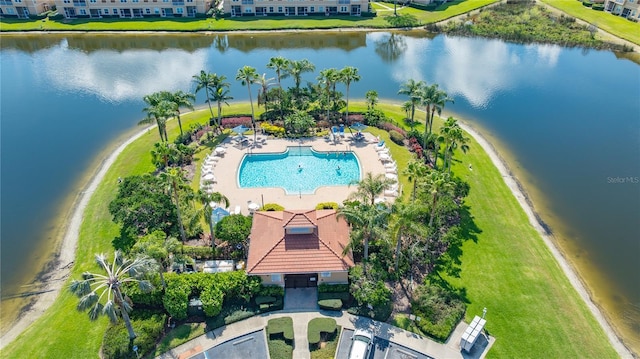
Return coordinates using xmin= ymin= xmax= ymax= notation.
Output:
xmin=0 ymin=32 xmax=638 ymax=349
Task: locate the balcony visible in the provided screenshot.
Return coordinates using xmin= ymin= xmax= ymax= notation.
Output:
xmin=172 ymin=0 xmax=184 ymax=4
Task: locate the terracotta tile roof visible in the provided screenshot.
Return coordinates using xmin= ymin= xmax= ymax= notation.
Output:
xmin=246 ymin=209 xmax=354 ymax=275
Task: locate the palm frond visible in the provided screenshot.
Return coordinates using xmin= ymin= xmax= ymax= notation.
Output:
xmin=88 ymin=302 xmax=104 ymax=321
xmin=77 ymin=291 xmax=99 ymax=311
xmin=103 ymin=300 xmax=119 ymax=323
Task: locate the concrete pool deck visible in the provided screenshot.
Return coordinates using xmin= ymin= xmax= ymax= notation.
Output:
xmin=206 ymin=132 xmax=392 ymax=214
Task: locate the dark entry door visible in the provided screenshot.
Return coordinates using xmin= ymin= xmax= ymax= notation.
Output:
xmin=284 ymin=273 xmax=318 ymax=288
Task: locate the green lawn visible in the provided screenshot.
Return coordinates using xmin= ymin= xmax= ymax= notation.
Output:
xmin=441 ymin=124 xmax=617 ymax=358
xmin=0 ymin=109 xmax=226 ymax=358
xmin=0 ymin=0 xmax=497 ymax=32
xmin=0 ymin=101 xmax=618 ymax=358
xmin=540 ymin=0 xmax=640 ymax=45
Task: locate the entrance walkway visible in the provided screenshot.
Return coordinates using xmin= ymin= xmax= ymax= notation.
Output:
xmin=284 ymin=287 xmax=318 ymax=311
xmin=156 ymin=310 xmax=495 ymax=359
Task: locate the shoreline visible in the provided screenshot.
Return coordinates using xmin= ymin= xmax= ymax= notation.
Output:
xmin=454 ymin=118 xmax=634 ymax=359
xmin=0 ymin=124 xmax=153 ymax=349
xmin=0 ymin=107 xmax=633 ymax=358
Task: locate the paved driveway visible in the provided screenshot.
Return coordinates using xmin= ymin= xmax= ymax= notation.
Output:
xmin=189 ymin=329 xmax=267 ymax=359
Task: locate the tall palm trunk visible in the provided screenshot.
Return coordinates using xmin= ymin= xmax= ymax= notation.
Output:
xmin=205 ymin=87 xmax=215 ymax=121
xmin=247 ymin=83 xmax=257 ymax=142
xmin=176 ymin=111 xmax=183 ymax=136
xmin=114 ymin=288 xmax=136 ymax=340
xmin=171 ymin=181 xmax=187 ymax=242
xmin=428 ymin=194 xmax=438 ymax=228
xmin=394 ymin=232 xmax=402 ymax=272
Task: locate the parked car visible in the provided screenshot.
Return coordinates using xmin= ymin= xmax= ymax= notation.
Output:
xmin=349 ymin=329 xmax=373 ymax=359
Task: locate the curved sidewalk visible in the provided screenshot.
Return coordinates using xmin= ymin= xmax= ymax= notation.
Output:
xmin=156 ymin=309 xmax=494 ymax=359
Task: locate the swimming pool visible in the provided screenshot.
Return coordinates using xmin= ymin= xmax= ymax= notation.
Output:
xmin=238 ymin=146 xmax=361 ymax=194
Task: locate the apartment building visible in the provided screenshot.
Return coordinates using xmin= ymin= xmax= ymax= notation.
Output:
xmin=222 ymin=0 xmax=369 ymax=16
xmin=0 ymin=0 xmax=50 ymax=18
xmin=51 ymin=0 xmax=210 ymax=18
xmin=604 ymin=0 xmax=640 ymax=20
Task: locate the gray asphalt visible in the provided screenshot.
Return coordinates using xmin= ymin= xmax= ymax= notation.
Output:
xmin=189 ymin=329 xmax=267 ymax=359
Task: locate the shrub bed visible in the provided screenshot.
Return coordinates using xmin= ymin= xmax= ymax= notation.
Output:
xmin=205 ymin=303 xmax=258 ymax=331
xmin=389 ymin=130 xmax=405 ymax=145
xmin=163 ymin=272 xmax=261 ymax=320
xmin=318 ymin=299 xmax=342 ymax=311
xmin=102 ymin=311 xmax=166 ymax=359
xmin=318 ymin=283 xmax=349 ymax=293
xmin=267 ymin=317 xmax=294 ymax=340
xmin=261 ymin=203 xmax=285 ymax=211
xmin=307 ymin=318 xmax=337 ymax=346
xmin=315 ymin=202 xmax=339 ymax=210
xmin=267 ymin=317 xmax=294 ymax=359
xmin=411 ymin=283 xmax=466 ymax=342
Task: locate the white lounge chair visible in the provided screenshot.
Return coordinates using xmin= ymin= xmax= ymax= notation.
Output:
xmin=386 ymin=167 xmax=397 ymax=174
xmin=234 ymin=205 xmax=241 ymax=215
xmin=384 ymin=189 xmax=399 ymax=197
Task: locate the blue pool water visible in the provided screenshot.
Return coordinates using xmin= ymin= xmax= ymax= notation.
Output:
xmin=238 ymin=146 xmax=361 ymax=194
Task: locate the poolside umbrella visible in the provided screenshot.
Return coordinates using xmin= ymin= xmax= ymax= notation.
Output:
xmin=211 ymin=206 xmax=230 ymax=226
xmin=232 ymin=125 xmax=249 ymax=138
xmin=350 ymin=122 xmax=367 ymax=132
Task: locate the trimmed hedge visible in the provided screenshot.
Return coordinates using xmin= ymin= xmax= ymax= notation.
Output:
xmin=255 ymin=296 xmax=276 ymax=305
xmin=318 ymin=299 xmax=342 ymax=311
xmin=307 ymin=318 xmax=337 ymax=345
xmin=261 ymin=203 xmax=285 ymax=211
xmin=315 ymin=202 xmax=339 ymax=210
xmin=267 ymin=317 xmax=294 ymax=341
xmin=389 ymin=130 xmax=405 ymax=145
xmin=318 ymin=283 xmax=349 ymax=293
xmin=259 ymin=285 xmax=285 ymax=297
xmin=163 ymin=272 xmax=261 ymax=320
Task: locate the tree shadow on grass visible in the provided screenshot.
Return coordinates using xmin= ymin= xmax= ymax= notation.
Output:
xmin=435 ymin=204 xmax=481 ymax=280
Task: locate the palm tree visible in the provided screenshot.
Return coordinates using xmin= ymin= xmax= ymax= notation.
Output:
xmin=348 ymin=172 xmax=395 ymax=206
xmin=388 ymin=203 xmax=428 ymax=273
xmin=339 ymin=66 xmax=360 ymax=122
xmin=150 ymin=142 xmax=178 ymax=169
xmin=236 ymin=66 xmax=260 ymax=142
xmin=404 ymin=160 xmax=429 ymax=202
xmin=212 ymin=86 xmax=233 ymax=132
xmin=192 ymin=70 xmax=216 ymax=121
xmin=337 ymin=203 xmax=389 ymax=275
xmin=141 ymin=98 xmax=176 ymax=142
xmin=166 ymin=90 xmax=195 ymax=136
xmin=365 ymin=90 xmax=379 ymax=111
xmin=160 ymin=167 xmax=189 ymax=242
xmin=257 ymin=73 xmax=276 ymax=112
xmin=318 ymin=68 xmax=340 ymax=121
xmin=422 ymin=170 xmax=454 ymax=228
xmin=286 ymin=59 xmax=315 ymax=92
xmin=131 ymin=231 xmax=181 ymax=289
xmin=419 ymin=83 xmax=438 ymax=139
xmin=439 ymin=117 xmax=469 ymax=172
xmin=398 ymin=79 xmax=425 ymax=129
xmin=69 ymin=251 xmax=155 ymax=340
xmin=197 ymin=190 xmax=230 ymax=245
xmin=266 ymin=56 xmax=290 ymax=88
xmin=428 ymin=88 xmax=454 ymax=136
